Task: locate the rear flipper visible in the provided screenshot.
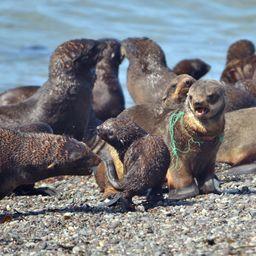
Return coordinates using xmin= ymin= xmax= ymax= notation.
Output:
xmin=100 ymin=193 xmax=135 ymax=211
xmin=169 ymin=182 xmax=199 ymax=200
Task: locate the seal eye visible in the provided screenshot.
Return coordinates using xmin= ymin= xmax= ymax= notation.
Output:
xmin=207 ymin=93 xmax=219 ymax=104
xmin=189 ymin=95 xmax=193 ymax=101
xmin=108 ymin=130 xmax=115 ymax=140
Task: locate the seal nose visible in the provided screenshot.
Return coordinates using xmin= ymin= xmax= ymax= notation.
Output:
xmin=194 ymin=101 xmax=204 ymax=108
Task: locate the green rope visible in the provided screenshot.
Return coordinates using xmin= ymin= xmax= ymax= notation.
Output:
xmin=169 ymin=111 xmax=201 ymax=169
xmin=169 ymin=111 xmax=224 ymax=170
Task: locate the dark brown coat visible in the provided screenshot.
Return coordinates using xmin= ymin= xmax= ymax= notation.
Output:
xmin=0 ymin=127 xmax=101 ymax=199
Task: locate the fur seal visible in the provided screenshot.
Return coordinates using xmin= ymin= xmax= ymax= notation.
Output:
xmin=0 ymin=127 xmax=101 ymax=200
xmin=0 ymin=39 xmax=124 ymax=121
xmin=223 ymin=83 xmax=256 ymax=112
xmin=121 ymin=37 xmax=176 ymax=104
xmin=0 ymin=39 xmax=104 ymax=140
xmin=225 ymin=39 xmax=255 ymax=65
xmin=96 ymin=80 xmax=226 ymax=200
xmin=96 ymin=118 xmax=170 ymax=210
xmin=217 ymin=107 xmax=256 ymax=165
xmin=173 ymin=58 xmax=211 ymax=79
xmin=221 ymin=40 xmax=256 ymax=83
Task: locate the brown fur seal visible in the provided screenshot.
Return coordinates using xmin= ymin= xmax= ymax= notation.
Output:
xmin=118 ymin=74 xmax=196 ymax=133
xmin=0 ymin=39 xmax=124 ymax=121
xmin=223 ymin=83 xmax=256 ymax=112
xmin=94 ymin=74 xmax=196 ymax=198
xmin=217 ymin=107 xmax=256 ymax=165
xmin=0 ymin=127 xmax=101 ymax=200
xmin=173 ymin=58 xmax=211 ymax=79
xmin=96 ymin=118 xmax=170 ymax=210
xmin=121 ymin=37 xmax=176 ymax=104
xmin=96 ymin=80 xmax=226 ymax=200
xmin=225 ymin=39 xmax=255 ymax=65
xmin=0 ymin=39 xmax=104 ymax=140
xmin=221 ymin=40 xmax=256 ymax=83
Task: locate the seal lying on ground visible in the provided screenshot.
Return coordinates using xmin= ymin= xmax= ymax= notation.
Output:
xmin=217 ymin=107 xmax=256 ymax=165
xmin=121 ymin=37 xmax=176 ymax=104
xmin=96 ymin=118 xmax=170 ymax=210
xmin=96 ymin=80 xmax=226 ymax=200
xmin=0 ymin=127 xmax=101 ymax=200
xmin=173 ymin=58 xmax=211 ymax=79
xmin=0 ymin=39 xmax=124 ymax=121
xmin=221 ymin=39 xmax=256 ymax=83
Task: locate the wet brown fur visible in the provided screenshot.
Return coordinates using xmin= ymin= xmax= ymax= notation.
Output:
xmin=221 ymin=40 xmax=256 ymax=83
xmin=0 ymin=39 xmax=104 ymax=140
xmin=173 ymin=58 xmax=211 ymax=79
xmin=95 ymin=80 xmax=226 ymax=197
xmin=96 ymin=118 xmax=170 ymax=203
xmin=0 ymin=127 xmax=101 ymax=199
xmin=121 ymin=37 xmax=176 ymax=104
xmin=0 ymin=39 xmax=124 ymax=122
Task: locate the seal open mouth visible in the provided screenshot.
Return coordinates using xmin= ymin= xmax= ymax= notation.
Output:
xmin=194 ymin=106 xmax=209 ymax=117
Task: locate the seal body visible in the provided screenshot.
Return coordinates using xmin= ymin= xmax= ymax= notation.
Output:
xmin=121 ymin=37 xmax=176 ymax=104
xmin=217 ymin=107 xmax=256 ymax=165
xmin=173 ymin=58 xmax=211 ymax=79
xmin=0 ymin=39 xmax=124 ymax=122
xmin=96 ymin=80 xmax=226 ymax=200
xmin=0 ymin=39 xmax=104 ymax=140
xmin=96 ymin=118 xmax=170 ymax=208
xmin=0 ymin=127 xmax=101 ymax=200
xmin=221 ymin=39 xmax=256 ymax=83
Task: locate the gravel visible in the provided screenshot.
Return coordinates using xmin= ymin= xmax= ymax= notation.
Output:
xmin=0 ymin=165 xmax=255 ymax=255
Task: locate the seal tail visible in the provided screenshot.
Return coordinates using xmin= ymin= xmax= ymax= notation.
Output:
xmin=103 ymin=159 xmax=124 ymax=191
xmin=223 ymin=163 xmax=256 ymax=176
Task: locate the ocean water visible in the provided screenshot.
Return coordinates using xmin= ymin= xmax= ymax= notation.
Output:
xmin=0 ymin=0 xmax=256 ymax=106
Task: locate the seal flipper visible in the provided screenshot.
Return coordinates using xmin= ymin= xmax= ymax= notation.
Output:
xmin=222 ymin=163 xmax=256 ymax=176
xmin=168 ymin=182 xmax=199 ymax=200
xmin=103 ymin=158 xmax=124 ymax=191
xmin=100 ymin=193 xmax=135 ymax=211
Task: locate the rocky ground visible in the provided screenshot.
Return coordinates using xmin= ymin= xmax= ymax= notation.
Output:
xmin=0 ymin=165 xmax=255 ymax=256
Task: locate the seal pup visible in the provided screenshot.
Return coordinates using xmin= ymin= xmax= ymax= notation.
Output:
xmin=225 ymin=39 xmax=255 ymax=65
xmin=217 ymin=107 xmax=256 ymax=165
xmin=221 ymin=39 xmax=256 ymax=83
xmin=0 ymin=39 xmax=104 ymax=140
xmin=166 ymin=80 xmax=226 ymax=199
xmin=0 ymin=39 xmax=125 ymax=121
xmin=121 ymin=37 xmax=176 ymax=104
xmin=173 ymin=58 xmax=211 ymax=79
xmin=0 ymin=127 xmax=101 ymax=200
xmin=96 ymin=118 xmax=170 ymax=210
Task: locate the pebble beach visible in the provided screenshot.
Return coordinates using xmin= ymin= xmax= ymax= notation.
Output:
xmin=1 ymin=165 xmax=255 ymax=255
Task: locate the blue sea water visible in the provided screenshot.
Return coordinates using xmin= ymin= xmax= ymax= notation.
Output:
xmin=0 ymin=0 xmax=256 ymax=106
